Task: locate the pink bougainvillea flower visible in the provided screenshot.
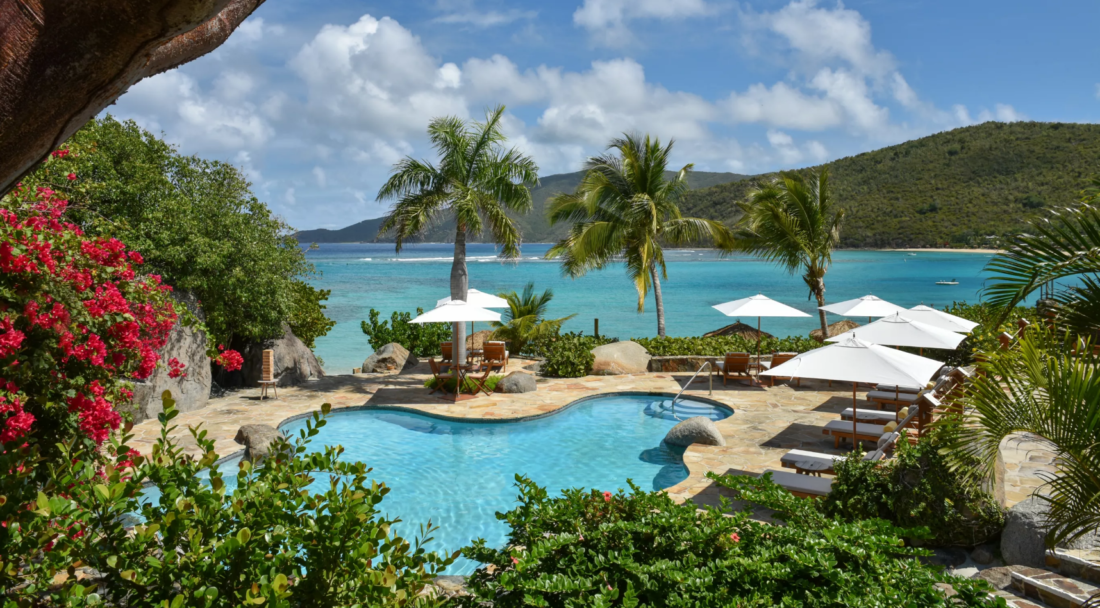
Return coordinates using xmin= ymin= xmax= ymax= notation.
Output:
xmin=602 ymin=491 xmax=612 ymax=502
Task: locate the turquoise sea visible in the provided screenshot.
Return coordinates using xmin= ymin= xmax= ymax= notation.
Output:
xmin=305 ymin=243 xmax=998 ymax=374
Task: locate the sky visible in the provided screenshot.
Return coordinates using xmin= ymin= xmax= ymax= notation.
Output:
xmin=106 ymin=0 xmax=1100 ymax=231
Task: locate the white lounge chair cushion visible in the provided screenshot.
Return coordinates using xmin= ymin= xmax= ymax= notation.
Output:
xmin=764 ymin=469 xmax=834 ymax=496
xmin=875 ymin=384 xmax=921 ymax=393
xmin=713 ymin=361 xmax=724 ymax=371
xmin=824 ymin=420 xmax=888 ymax=438
xmin=866 ymin=390 xmax=919 ymax=403
xmin=781 ymin=449 xmax=874 ymax=470
xmin=840 ymin=408 xmax=900 ymax=422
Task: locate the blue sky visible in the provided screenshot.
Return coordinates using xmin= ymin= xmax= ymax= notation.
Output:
xmin=107 ymin=0 xmax=1100 ymax=230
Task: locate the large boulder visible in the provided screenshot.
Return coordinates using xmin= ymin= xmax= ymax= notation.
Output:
xmin=591 ymin=341 xmax=651 ymax=375
xmin=1002 ymin=496 xmax=1100 ymax=567
xmin=237 ymin=324 xmax=325 ymax=387
xmin=496 ymin=371 xmax=536 ymax=394
xmin=362 ymin=343 xmax=415 ymax=373
xmin=234 ymin=424 xmax=284 ymax=463
xmin=128 ymin=291 xmax=211 ymax=423
xmin=663 ymin=416 xmax=726 ymax=447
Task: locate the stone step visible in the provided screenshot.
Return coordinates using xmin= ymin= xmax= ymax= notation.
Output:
xmin=993 ymin=588 xmax=1053 ymax=608
xmin=1011 ymin=566 xmax=1100 ymax=608
xmin=1047 ymin=548 xmax=1100 ymax=585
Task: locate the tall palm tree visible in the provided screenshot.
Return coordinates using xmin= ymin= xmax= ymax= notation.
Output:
xmin=942 ymin=329 xmax=1100 ymax=547
xmin=490 ymin=282 xmax=575 ymax=355
xmin=735 ymin=168 xmax=844 ymax=337
xmin=377 ymin=105 xmax=539 ymax=367
xmin=545 ymin=133 xmax=735 ymax=337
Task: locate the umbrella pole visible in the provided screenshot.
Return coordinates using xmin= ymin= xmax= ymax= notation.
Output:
xmin=852 ymin=385 xmax=858 ymax=450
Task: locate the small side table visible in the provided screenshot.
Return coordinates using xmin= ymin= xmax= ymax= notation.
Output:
xmin=793 ymin=460 xmax=831 ymax=477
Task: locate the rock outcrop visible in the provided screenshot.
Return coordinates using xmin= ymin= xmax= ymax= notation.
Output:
xmin=591 ymin=341 xmax=651 ymax=375
xmin=234 ymin=424 xmax=283 ymax=463
xmin=128 ymin=291 xmax=211 ymax=423
xmin=496 ymin=371 xmax=536 ymax=393
xmin=1002 ymin=496 xmax=1100 ymax=567
xmin=238 ymin=324 xmax=325 ymax=387
xmin=362 ymin=343 xmax=414 ymax=373
xmin=663 ymin=416 xmax=726 ymax=447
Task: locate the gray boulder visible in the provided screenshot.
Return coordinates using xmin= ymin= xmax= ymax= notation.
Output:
xmin=362 ymin=343 xmax=413 ymax=373
xmin=664 ymin=416 xmax=726 ymax=447
xmin=496 ymin=371 xmax=536 ymax=394
xmin=234 ymin=424 xmax=284 ymax=463
xmin=591 ymin=341 xmax=651 ymax=375
xmin=128 ymin=291 xmax=211 ymax=423
xmin=238 ymin=324 xmax=325 ymax=387
xmin=1001 ymin=497 xmax=1052 ymax=567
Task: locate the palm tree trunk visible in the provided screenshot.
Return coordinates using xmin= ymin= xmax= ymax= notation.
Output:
xmin=815 ymin=291 xmax=829 ymax=337
xmin=651 ymin=265 xmax=666 ymax=337
xmin=451 ymin=225 xmax=469 ymax=372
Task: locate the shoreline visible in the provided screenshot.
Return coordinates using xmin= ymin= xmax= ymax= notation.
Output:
xmin=303 ymin=241 xmax=1004 ymax=254
xmin=885 ymin=248 xmax=1002 ymax=254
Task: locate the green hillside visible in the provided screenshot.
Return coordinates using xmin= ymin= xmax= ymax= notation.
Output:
xmin=678 ymin=121 xmax=1100 ymax=248
xmin=294 ymin=170 xmax=746 ymax=244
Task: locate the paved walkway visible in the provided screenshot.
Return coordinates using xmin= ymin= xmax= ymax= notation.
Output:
xmin=129 ymin=361 xmax=1051 ymax=509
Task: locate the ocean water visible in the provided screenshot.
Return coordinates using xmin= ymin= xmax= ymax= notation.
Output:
xmin=306 ymin=243 xmax=997 ymax=374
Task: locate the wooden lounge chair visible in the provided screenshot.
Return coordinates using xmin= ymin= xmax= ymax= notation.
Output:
xmin=483 ymin=341 xmax=508 ymax=372
xmin=441 ymin=342 xmax=474 ymax=366
xmin=763 ymin=469 xmax=834 ymax=499
xmin=714 ymin=352 xmax=752 ymax=385
xmin=759 ymin=352 xmax=798 ymax=386
xmin=822 ymin=420 xmax=892 ymax=448
xmin=259 ymin=349 xmax=277 ymax=400
xmin=874 ymin=383 xmax=922 ymax=394
xmin=840 ymin=408 xmax=901 ymax=424
xmin=867 ymin=389 xmax=920 ymax=411
xmin=779 ymin=448 xmax=882 ymax=476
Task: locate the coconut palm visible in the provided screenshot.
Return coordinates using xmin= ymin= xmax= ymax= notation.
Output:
xmin=735 ymin=168 xmax=843 ymax=337
xmin=490 ymin=282 xmax=575 ymax=355
xmin=545 ymin=133 xmax=736 ymax=337
xmin=377 ymin=105 xmax=539 ymax=368
xmin=942 ymin=328 xmax=1100 ymax=547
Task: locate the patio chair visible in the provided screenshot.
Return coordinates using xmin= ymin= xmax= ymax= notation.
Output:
xmin=441 ymin=342 xmax=474 ymax=366
xmin=467 ymin=364 xmax=495 ymax=397
xmin=483 ymin=341 xmax=508 ymax=372
xmin=259 ymin=349 xmax=278 ymax=400
xmin=714 ymin=352 xmax=752 ymax=386
xmin=759 ymin=352 xmax=798 ymax=386
xmin=427 ymin=358 xmax=452 ymax=395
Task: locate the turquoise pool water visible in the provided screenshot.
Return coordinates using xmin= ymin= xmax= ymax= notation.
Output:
xmin=268 ymin=393 xmax=731 ymax=574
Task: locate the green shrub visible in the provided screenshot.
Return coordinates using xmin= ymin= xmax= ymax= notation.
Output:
xmin=633 ymin=334 xmax=821 ymax=356
xmin=457 ymin=475 xmax=999 ymax=607
xmin=361 ymin=308 xmax=451 ymax=357
xmin=4 ymin=394 xmax=454 ymax=607
xmin=530 ymin=332 xmax=612 ymax=378
xmin=823 ymin=425 xmax=1005 ymax=547
xmin=424 ymin=374 xmax=503 ymax=394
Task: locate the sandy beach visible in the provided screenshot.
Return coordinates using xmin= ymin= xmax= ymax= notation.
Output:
xmin=887 ymin=248 xmax=1002 ymax=254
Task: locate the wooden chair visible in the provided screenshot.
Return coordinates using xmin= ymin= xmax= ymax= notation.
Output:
xmin=467 ymin=364 xmax=495 ymax=397
xmin=483 ymin=341 xmax=508 ymax=372
xmin=441 ymin=342 xmax=473 ymax=365
xmin=759 ymin=352 xmax=798 ymax=386
xmin=258 ymin=349 xmax=278 ymax=400
xmin=428 ymin=358 xmax=452 ymax=395
xmin=714 ymin=352 xmax=752 ymax=386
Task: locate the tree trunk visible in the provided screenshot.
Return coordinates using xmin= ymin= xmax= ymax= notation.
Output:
xmin=815 ymin=292 xmax=829 ymax=338
xmin=451 ymin=225 xmax=468 ymax=371
xmin=0 ymin=0 xmax=266 ymax=194
xmin=651 ymin=265 xmax=666 ymax=338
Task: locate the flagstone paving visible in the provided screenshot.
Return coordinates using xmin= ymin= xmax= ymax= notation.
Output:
xmin=129 ymin=360 xmax=1053 ymax=510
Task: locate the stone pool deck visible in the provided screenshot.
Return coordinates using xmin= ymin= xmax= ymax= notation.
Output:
xmin=129 ymin=360 xmax=1052 ymax=510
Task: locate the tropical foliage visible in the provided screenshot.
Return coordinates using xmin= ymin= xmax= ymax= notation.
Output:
xmin=490 ymin=282 xmax=574 ymax=355
xmin=943 ymin=328 xmax=1100 ymax=547
xmin=634 ymin=335 xmax=820 ymax=357
xmin=424 ymin=374 xmax=503 ymax=394
xmin=735 ymin=168 xmax=843 ymax=336
xmin=14 ymin=117 xmax=333 ymax=349
xmin=527 ymin=332 xmax=612 ymax=378
xmin=377 ymin=106 xmax=538 ymax=367
xmin=678 ymin=121 xmax=1100 ymax=248
xmin=3 ymin=396 xmax=454 ymax=607
xmin=546 ymin=134 xmax=736 ymax=337
xmin=457 ymin=474 xmax=999 ymax=607
xmin=361 ymin=308 xmax=451 ymax=357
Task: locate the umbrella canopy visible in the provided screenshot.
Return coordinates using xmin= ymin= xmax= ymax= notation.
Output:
xmin=904 ymin=304 xmax=980 ymax=333
xmin=411 ymin=300 xmax=501 ymax=324
xmin=704 ymin=321 xmax=775 ymax=340
xmin=820 ymin=295 xmax=906 ymax=318
xmin=713 ymin=294 xmax=811 ymax=318
xmin=761 ymin=335 xmax=944 ymax=386
xmin=826 ymin=312 xmax=967 ymax=350
xmin=810 ymin=319 xmax=861 ymax=343
xmin=436 ymin=288 xmax=508 ymax=309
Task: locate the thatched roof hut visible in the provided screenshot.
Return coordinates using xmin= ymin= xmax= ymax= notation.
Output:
xmin=465 ymin=329 xmax=495 ymax=350
xmin=704 ymin=320 xmax=775 ymax=340
xmin=810 ymin=320 xmax=861 ymax=343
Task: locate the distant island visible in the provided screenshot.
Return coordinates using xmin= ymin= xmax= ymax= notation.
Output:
xmin=295 ymin=121 xmax=1100 ymax=249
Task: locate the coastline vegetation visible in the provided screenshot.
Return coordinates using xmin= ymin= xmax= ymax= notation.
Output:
xmin=489 ymin=282 xmax=575 ymax=356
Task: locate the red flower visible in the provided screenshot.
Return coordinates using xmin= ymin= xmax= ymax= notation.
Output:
xmin=510 ymin=556 xmax=518 ymax=565
xmin=729 ymin=533 xmax=740 ymax=543
xmin=67 ymin=173 xmax=76 ymax=181
xmin=602 ymin=491 xmax=612 ymax=502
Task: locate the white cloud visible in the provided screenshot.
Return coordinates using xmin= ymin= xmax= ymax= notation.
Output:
xmin=952 ymin=104 xmax=973 ymax=125
xmin=723 ymin=82 xmax=842 ymax=130
xmin=312 ymin=166 xmax=327 ymax=188
xmin=757 ymin=0 xmax=894 ymax=77
xmin=284 ymin=187 xmax=296 ymax=205
xmin=1096 ymin=83 xmax=1100 ymax=99
xmin=978 ymin=103 xmax=1025 ymax=123
xmin=805 ymin=140 xmax=828 ymax=162
xmin=574 ymin=0 xmax=711 ymax=46
xmin=434 ymin=8 xmax=537 ymax=27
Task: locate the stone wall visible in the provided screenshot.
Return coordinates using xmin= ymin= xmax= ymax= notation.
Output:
xmin=647 ymin=356 xmax=721 ymax=373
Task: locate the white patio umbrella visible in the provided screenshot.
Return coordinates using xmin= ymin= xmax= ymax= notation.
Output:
xmin=820 ymin=294 xmax=907 ymax=325
xmin=436 ymin=288 xmax=509 ymax=336
xmin=712 ymin=294 xmax=810 ymax=362
xmin=826 ymin=312 xmax=967 ymax=352
xmin=760 ymin=335 xmax=944 ymax=445
xmin=904 ymin=304 xmax=980 ymax=333
xmin=412 ymin=301 xmax=501 ymax=387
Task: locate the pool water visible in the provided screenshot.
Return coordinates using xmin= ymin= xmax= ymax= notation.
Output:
xmin=269 ymin=393 xmax=731 ymax=574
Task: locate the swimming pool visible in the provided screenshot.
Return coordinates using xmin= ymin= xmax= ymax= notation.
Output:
xmin=275 ymin=393 xmax=732 ymax=574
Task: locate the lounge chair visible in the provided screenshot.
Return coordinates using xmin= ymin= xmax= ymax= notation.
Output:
xmin=779 ymin=446 xmax=887 ymax=475
xmin=867 ymin=389 xmax=920 ymax=410
xmin=714 ymin=352 xmax=753 ymax=386
xmin=427 ymin=358 xmax=452 ymax=395
xmin=441 ymin=342 xmax=475 ymax=366
xmin=840 ymin=408 xmax=901 ymax=424
xmin=762 ymin=469 xmax=834 ymax=498
xmin=759 ymin=352 xmax=799 ymax=386
xmin=483 ymin=341 xmax=508 ymax=372
xmin=823 ymin=420 xmax=893 ymax=448
xmin=875 ymin=384 xmax=922 ymax=394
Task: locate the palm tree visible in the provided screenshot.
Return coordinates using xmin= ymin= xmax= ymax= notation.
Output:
xmin=377 ymin=105 xmax=539 ymax=368
xmin=490 ymin=282 xmax=576 ymax=355
xmin=545 ymin=133 xmax=736 ymax=337
xmin=942 ymin=328 xmax=1100 ymax=547
xmin=735 ymin=168 xmax=843 ymax=337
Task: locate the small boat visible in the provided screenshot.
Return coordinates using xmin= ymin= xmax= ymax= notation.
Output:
xmin=935 ymin=279 xmax=959 ymax=285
